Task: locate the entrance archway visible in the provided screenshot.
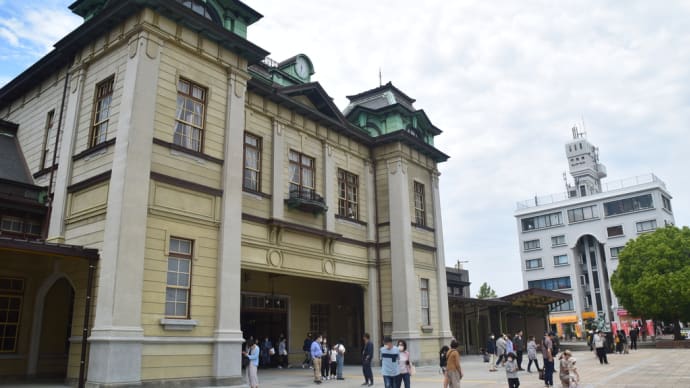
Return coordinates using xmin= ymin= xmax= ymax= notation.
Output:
xmin=36 ymin=277 xmax=75 ymax=378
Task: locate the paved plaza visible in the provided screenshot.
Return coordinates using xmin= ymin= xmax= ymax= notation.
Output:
xmin=250 ymin=348 xmax=689 ymax=388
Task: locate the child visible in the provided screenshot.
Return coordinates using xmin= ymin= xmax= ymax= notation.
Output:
xmin=505 ymin=352 xmax=520 ymax=388
xmin=329 ymin=344 xmax=338 ymax=379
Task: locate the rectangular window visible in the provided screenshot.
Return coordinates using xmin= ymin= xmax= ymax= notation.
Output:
xmin=551 ymin=235 xmax=566 ymax=247
xmin=553 ymin=254 xmax=569 ymax=266
xmin=636 ymin=219 xmax=657 ymax=233
xmin=173 ymin=79 xmax=206 ymax=152
xmin=420 ymin=278 xmax=430 ymax=326
xmin=337 ymin=169 xmax=359 ymax=219
xmin=525 ymin=258 xmax=543 ymax=270
xmin=521 ymin=212 xmax=563 ymax=231
xmin=527 ymin=276 xmax=571 ymax=290
xmin=165 ymin=237 xmax=192 ymax=318
xmin=414 ymin=182 xmax=426 ymax=226
xmin=607 ymin=225 xmax=624 ymax=238
xmin=310 ymin=304 xmax=329 ymax=334
xmin=603 ymin=194 xmax=653 ymax=216
xmin=40 ymin=110 xmax=55 ymax=169
xmin=567 ymin=205 xmax=599 ymax=223
xmin=243 ymin=132 xmax=262 ymax=192
xmin=0 ymin=277 xmax=24 ymax=353
xmin=662 ymin=195 xmax=672 ymax=212
xmin=609 ymin=246 xmax=624 ymax=259
xmin=550 ymin=299 xmax=574 ymax=312
xmin=90 ymin=76 xmax=114 ymax=148
xmin=579 ymin=275 xmax=587 ymax=286
xmin=0 ymin=216 xmax=41 ymax=237
xmin=523 ymin=239 xmax=540 ymax=251
xmin=288 ymin=150 xmax=315 ymax=197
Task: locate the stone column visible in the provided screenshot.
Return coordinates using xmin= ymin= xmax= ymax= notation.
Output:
xmin=323 ymin=142 xmax=335 ymax=231
xmin=271 ymin=119 xmax=284 ymax=220
xmin=212 ymin=68 xmax=249 ymax=384
xmin=387 ymin=158 xmax=419 ymax=339
xmin=87 ymin=33 xmax=161 ymax=386
xmin=364 ymin=160 xmax=380 ymax=353
xmin=47 ymin=66 xmax=85 ymax=242
xmin=431 ymin=170 xmax=453 ymax=339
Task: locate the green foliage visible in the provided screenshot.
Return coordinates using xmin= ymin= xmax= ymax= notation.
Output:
xmin=611 ymin=226 xmax=690 ymax=338
xmin=477 ymin=282 xmax=498 ymax=299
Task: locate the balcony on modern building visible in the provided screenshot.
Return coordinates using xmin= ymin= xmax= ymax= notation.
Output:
xmin=285 ymin=186 xmax=328 ymax=214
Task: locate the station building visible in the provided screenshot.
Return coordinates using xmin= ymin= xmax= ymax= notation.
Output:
xmin=0 ymin=0 xmax=453 ymax=386
xmin=514 ymin=128 xmax=674 ymax=338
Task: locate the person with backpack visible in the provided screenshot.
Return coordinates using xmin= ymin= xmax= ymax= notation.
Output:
xmin=439 ymin=345 xmax=450 ymax=388
xmin=335 ymin=338 xmax=346 ymax=380
xmin=446 ymin=340 xmax=463 ymax=388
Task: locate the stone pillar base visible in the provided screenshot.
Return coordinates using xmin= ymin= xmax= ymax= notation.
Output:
xmin=212 ymin=331 xmax=246 ymax=381
xmin=87 ymin=328 xmax=143 ymax=387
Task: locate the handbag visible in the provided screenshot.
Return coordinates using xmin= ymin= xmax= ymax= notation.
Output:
xmin=538 ymin=369 xmax=545 ymax=380
xmin=409 ymin=363 xmax=416 ymax=376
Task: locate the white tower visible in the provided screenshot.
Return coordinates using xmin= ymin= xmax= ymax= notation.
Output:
xmin=565 ymin=127 xmax=607 ymax=198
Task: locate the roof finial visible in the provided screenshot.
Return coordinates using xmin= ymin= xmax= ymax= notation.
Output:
xmin=379 ymin=67 xmax=382 ymax=87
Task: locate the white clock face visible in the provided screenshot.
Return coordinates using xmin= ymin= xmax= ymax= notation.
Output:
xmin=296 ymin=57 xmax=308 ymax=78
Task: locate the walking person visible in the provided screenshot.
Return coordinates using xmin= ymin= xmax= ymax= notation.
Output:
xmin=396 ymin=340 xmax=411 ymax=388
xmin=505 ymin=335 xmax=514 ymax=359
xmin=278 ymin=335 xmax=288 ymax=369
xmin=542 ymin=332 xmax=555 ymax=387
xmin=320 ymin=337 xmax=330 ymax=380
xmin=243 ymin=338 xmax=260 ymax=388
xmin=440 ymin=345 xmax=450 ymax=388
xmin=445 ymin=340 xmax=463 ymax=388
xmin=495 ymin=334 xmax=507 ymax=368
xmin=558 ymin=350 xmax=570 ymax=388
xmin=303 ymin=333 xmax=313 ymax=369
xmin=514 ymin=331 xmax=525 ymax=371
xmin=329 ymin=343 xmax=338 ymax=380
xmin=629 ymin=326 xmax=638 ymax=350
xmin=594 ymin=331 xmax=608 ymax=365
xmin=565 ymin=351 xmax=580 ymax=388
xmin=487 ymin=334 xmax=497 ymax=372
xmin=311 ymin=334 xmax=324 ymax=384
xmin=335 ymin=338 xmax=346 ymax=380
xmin=380 ymin=336 xmax=400 ymax=388
xmin=362 ymin=333 xmax=374 ymax=386
xmin=261 ymin=337 xmax=273 ymax=368
xmin=505 ymin=352 xmax=520 ymax=388
xmin=526 ymin=336 xmax=540 ymax=373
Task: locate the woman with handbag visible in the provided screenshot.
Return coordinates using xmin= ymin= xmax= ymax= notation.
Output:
xmin=396 ymin=340 xmax=412 ymax=388
xmin=242 ymin=339 xmax=260 ymax=388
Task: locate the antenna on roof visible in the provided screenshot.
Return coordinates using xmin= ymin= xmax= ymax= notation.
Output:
xmin=379 ymin=67 xmax=382 ymax=87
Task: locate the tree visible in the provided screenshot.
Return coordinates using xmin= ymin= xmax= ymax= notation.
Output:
xmin=611 ymin=226 xmax=690 ymax=340
xmin=476 ymin=282 xmax=498 ymax=299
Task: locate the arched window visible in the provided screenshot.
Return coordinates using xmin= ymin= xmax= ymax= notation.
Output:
xmin=178 ymin=0 xmax=222 ymax=25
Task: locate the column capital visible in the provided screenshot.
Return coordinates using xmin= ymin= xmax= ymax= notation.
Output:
xmin=387 ymin=158 xmax=408 ymax=176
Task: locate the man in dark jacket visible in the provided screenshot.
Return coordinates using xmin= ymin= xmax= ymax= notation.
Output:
xmin=513 ymin=331 xmax=525 ymax=371
xmin=486 ymin=334 xmax=497 ymax=372
xmin=361 ymin=333 xmax=374 ymax=386
xmin=302 ymin=333 xmax=313 ymax=369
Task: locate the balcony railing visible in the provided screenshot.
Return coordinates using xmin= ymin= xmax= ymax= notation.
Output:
xmin=285 ymin=187 xmax=328 ymax=214
xmin=516 ymin=173 xmax=666 ymax=210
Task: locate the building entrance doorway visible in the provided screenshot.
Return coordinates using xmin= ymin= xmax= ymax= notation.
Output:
xmin=241 ymin=293 xmax=288 ymax=366
xmin=37 ymin=277 xmax=74 ymax=378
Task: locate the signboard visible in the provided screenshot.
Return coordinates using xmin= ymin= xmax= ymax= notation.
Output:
xmin=616 ymin=308 xmax=628 ymax=316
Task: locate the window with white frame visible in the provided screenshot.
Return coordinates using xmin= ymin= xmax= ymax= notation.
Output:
xmin=413 ymin=182 xmax=426 ymax=226
xmin=420 ymin=278 xmax=430 ymax=325
xmin=525 ymin=258 xmax=543 ymax=270
xmin=553 ymin=254 xmax=569 ymax=266
xmin=523 ymin=239 xmax=540 ymax=251
xmin=567 ymin=205 xmax=599 ymax=223
xmin=636 ymin=219 xmax=657 ymax=233
xmin=165 ymin=237 xmax=193 ymax=318
xmin=607 ymin=225 xmax=624 ymax=237
xmin=173 ymin=79 xmax=206 ymax=152
xmin=521 ymin=212 xmax=563 ymax=231
xmin=288 ymin=150 xmax=315 ymax=196
xmin=551 ymin=235 xmax=566 ymax=247
xmin=609 ymin=246 xmax=624 ymax=259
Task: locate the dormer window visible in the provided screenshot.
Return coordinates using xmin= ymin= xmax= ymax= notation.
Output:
xmin=178 ymin=0 xmax=222 ymax=25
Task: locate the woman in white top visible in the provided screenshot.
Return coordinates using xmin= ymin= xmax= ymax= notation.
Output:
xmin=396 ymin=339 xmax=412 ymax=388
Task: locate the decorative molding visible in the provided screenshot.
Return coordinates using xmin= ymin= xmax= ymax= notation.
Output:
xmin=67 ymin=170 xmax=112 ymax=193
xmin=412 ymin=222 xmax=435 ymax=233
xmin=266 ymin=249 xmax=283 ymax=267
xmin=150 ymin=172 xmax=223 ymax=197
xmin=72 ymin=138 xmax=116 ymax=162
xmin=412 ymin=242 xmax=437 ymax=252
xmin=322 ymin=259 xmax=335 ymax=275
xmin=387 ymin=158 xmax=407 ymax=176
xmin=159 ymin=318 xmax=197 ymax=331
xmin=33 ymin=164 xmax=58 ymax=179
xmin=152 ymin=138 xmax=224 ymax=165
xmin=242 ymin=188 xmax=271 ymax=199
xmin=335 ymin=214 xmax=368 ymax=227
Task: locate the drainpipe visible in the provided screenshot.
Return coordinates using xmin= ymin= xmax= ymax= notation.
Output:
xmin=43 ymin=66 xmax=70 ymax=238
xmin=370 ymin=149 xmax=384 ymax=342
xmin=79 ymin=258 xmax=96 ymax=388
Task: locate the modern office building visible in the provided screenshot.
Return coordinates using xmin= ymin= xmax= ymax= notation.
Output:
xmin=0 ymin=0 xmax=453 ymax=386
xmin=515 ymin=128 xmax=674 ymax=337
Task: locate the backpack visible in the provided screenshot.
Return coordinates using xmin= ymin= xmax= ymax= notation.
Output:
xmin=439 ymin=345 xmax=449 ymax=368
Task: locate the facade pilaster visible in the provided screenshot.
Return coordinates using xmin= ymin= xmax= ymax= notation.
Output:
xmin=387 ymin=158 xmax=419 ymax=339
xmin=431 ymin=170 xmax=453 ymax=339
xmin=323 ymin=142 xmax=335 ymax=231
xmin=271 ymin=120 xmax=285 ymax=219
xmin=87 ymin=33 xmax=161 ymax=386
xmin=211 ymin=67 xmax=249 ymax=384
xmin=364 ymin=160 xmax=380 ymax=350
xmin=47 ymin=66 xmax=85 ymax=242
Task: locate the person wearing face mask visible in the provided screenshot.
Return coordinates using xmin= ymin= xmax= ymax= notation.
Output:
xmin=505 ymin=352 xmax=520 ymax=388
xmin=395 ymin=340 xmax=411 ymax=388
xmin=487 ymin=334 xmax=497 ymax=372
xmin=380 ymin=336 xmax=400 ymax=388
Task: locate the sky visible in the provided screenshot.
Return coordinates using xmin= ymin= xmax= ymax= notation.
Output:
xmin=1 ymin=1 xmax=688 ymax=296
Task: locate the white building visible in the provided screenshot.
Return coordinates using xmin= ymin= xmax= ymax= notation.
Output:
xmin=514 ymin=128 xmax=675 ymax=336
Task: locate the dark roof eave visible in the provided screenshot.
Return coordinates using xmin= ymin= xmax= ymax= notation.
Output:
xmin=0 ymin=237 xmax=99 ymax=261
xmin=374 ymin=130 xmax=450 ymax=163
xmin=345 ymin=105 xmax=443 ymax=136
xmin=500 ymin=288 xmax=573 ymax=306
